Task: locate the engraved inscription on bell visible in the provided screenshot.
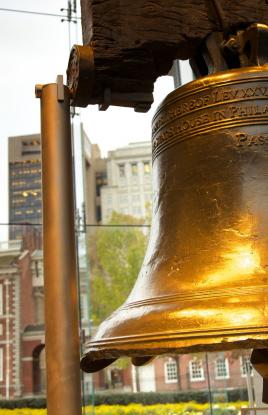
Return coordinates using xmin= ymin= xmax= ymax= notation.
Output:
xmin=152 ymin=67 xmax=268 ymax=159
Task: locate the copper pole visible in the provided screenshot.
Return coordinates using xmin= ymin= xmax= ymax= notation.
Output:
xmin=36 ymin=79 xmax=82 ymax=415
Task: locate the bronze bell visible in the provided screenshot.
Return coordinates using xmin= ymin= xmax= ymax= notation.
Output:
xmin=81 ymin=26 xmax=268 ymax=391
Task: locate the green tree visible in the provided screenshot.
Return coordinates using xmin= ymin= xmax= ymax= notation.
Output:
xmin=89 ymin=212 xmax=149 ymax=325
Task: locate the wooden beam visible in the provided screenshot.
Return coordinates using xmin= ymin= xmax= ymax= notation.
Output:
xmin=79 ymin=0 xmax=268 ymax=106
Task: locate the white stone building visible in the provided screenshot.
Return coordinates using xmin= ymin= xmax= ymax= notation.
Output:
xmin=101 ymin=142 xmax=152 ymax=222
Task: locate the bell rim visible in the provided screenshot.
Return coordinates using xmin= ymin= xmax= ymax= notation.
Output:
xmin=81 ymin=332 xmax=268 ymax=373
xmin=86 ymin=325 xmax=268 ymax=349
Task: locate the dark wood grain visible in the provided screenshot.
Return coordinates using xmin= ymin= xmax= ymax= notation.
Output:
xmin=80 ymin=0 xmax=268 ymax=105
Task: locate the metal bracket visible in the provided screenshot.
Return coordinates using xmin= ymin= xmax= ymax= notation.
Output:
xmin=67 ymin=45 xmax=94 ymax=107
xmin=191 ymin=23 xmax=268 ymax=78
xmin=35 ymin=76 xmax=65 ymax=101
xmin=66 ymin=44 xmax=153 ymax=112
xmin=98 ymin=88 xmax=153 ymax=113
xmin=223 ymin=23 xmax=268 ymax=68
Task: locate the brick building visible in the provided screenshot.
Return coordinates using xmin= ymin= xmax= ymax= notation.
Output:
xmin=0 ymin=227 xmax=44 ymax=398
xmin=153 ymin=352 xmax=250 ymax=395
xmin=0 ymin=226 xmax=94 ymax=399
xmin=92 ymin=350 xmax=252 ymax=397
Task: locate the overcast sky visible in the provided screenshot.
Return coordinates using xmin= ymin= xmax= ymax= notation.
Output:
xmin=0 ymin=0 xmax=193 ymax=235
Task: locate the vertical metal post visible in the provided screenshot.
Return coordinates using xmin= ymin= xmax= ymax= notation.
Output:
xmin=246 ymin=362 xmax=255 ymax=415
xmin=36 ymin=78 xmax=82 ymax=415
xmin=205 ymin=353 xmax=213 ymax=415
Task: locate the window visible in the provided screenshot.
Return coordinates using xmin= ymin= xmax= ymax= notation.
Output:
xmin=189 ymin=359 xmax=205 ymax=382
xmin=165 ymin=359 xmax=178 ymax=383
xmin=215 ymin=358 xmax=229 ymax=379
xmin=132 ymin=194 xmax=140 ymax=204
xmin=131 ymin=163 xmax=138 ymax=176
xmin=106 ymin=195 xmax=113 ymax=206
xmin=119 ymin=195 xmax=128 ymax=205
xmin=118 ymin=164 xmax=125 ymax=177
xmin=143 ymin=161 xmax=151 ymax=174
xmin=145 ymin=193 xmax=152 ymax=202
xmin=240 ymin=356 xmax=253 ymax=377
xmin=132 ymin=206 xmax=141 ymax=216
xmin=105 ymin=208 xmax=113 ymax=219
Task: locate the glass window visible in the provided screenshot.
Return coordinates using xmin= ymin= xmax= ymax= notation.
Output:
xmin=189 ymin=359 xmax=205 ymax=382
xmin=143 ymin=161 xmax=151 ymax=174
xmin=131 ymin=163 xmax=138 ymax=176
xmin=240 ymin=356 xmax=253 ymax=377
xmin=164 ymin=359 xmax=178 ymax=383
xmin=118 ymin=164 xmax=125 ymax=177
xmin=119 ymin=195 xmax=128 ymax=205
xmin=106 ymin=195 xmax=113 ymax=205
xmin=215 ymin=358 xmax=229 ymax=379
xmin=132 ymin=194 xmax=140 ymax=204
xmin=145 ymin=193 xmax=152 ymax=202
xmin=132 ymin=206 xmax=141 ymax=216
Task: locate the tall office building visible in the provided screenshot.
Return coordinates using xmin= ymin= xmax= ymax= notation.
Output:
xmin=9 ymin=134 xmax=42 ymax=239
xmin=8 ymin=127 xmax=102 ymax=237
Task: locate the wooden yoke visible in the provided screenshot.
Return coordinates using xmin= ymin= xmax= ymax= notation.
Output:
xmin=66 ymin=0 xmax=268 ymax=111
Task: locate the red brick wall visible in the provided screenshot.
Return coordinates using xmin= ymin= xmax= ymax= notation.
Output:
xmin=133 ymin=351 xmax=250 ymax=393
xmin=0 ymin=276 xmax=17 ymax=398
xmin=18 ymin=252 xmax=36 ymax=329
xmin=122 ymin=366 xmax=132 ymax=389
xmin=21 ymin=339 xmax=44 ymax=395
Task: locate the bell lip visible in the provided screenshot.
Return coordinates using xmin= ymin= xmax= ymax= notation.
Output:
xmin=80 ymin=356 xmax=117 ymax=373
xmin=81 ymin=331 xmax=268 ymax=373
xmin=80 ymin=355 xmax=155 ymax=374
xmin=82 ymin=286 xmax=268 ymax=373
xmin=152 ymin=64 xmax=268 ymax=123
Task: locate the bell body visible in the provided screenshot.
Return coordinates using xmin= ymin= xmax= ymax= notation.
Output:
xmin=82 ymin=66 xmax=268 ymax=372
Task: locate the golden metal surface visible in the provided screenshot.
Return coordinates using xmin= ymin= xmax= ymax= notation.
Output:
xmin=82 ymin=66 xmax=268 ymax=373
xmin=39 ymin=83 xmax=82 ymax=415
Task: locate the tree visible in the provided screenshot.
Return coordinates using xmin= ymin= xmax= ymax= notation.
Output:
xmin=89 ymin=211 xmax=149 ymax=325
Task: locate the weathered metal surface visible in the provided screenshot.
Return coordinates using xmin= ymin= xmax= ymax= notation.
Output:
xmin=191 ymin=24 xmax=268 ymax=77
xmin=81 ymin=65 xmax=268 ymax=373
xmin=37 ymin=82 xmax=81 ymax=415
